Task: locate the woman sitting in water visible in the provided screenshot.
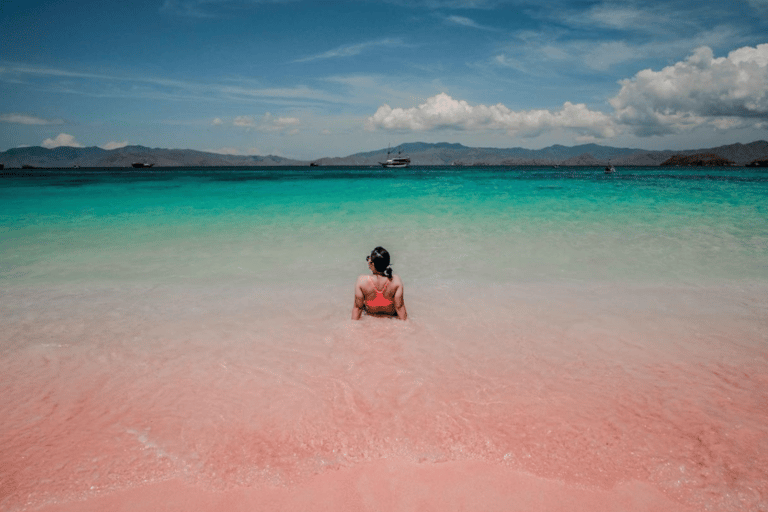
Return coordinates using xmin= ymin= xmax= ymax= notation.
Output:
xmin=351 ymin=246 xmax=407 ymax=320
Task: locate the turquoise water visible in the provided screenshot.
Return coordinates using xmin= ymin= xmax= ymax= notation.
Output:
xmin=2 ymin=166 xmax=767 ymax=286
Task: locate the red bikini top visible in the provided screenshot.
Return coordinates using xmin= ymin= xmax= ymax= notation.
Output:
xmin=365 ymin=276 xmax=393 ymax=307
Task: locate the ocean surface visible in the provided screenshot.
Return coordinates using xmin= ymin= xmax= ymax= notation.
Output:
xmin=1 ymin=166 xmax=767 ymax=512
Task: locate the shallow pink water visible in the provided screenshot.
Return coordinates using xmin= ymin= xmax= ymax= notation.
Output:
xmin=1 ymin=282 xmax=766 ymax=511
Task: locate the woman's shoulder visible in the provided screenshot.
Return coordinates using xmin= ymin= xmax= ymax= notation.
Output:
xmin=390 ymin=274 xmax=403 ymax=286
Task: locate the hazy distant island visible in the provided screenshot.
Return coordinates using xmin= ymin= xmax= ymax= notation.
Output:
xmin=1 ymin=140 xmax=767 ymax=168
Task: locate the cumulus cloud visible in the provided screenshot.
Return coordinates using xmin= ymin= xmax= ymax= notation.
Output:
xmin=212 ymin=117 xmax=223 ymax=126
xmin=370 ymin=44 xmax=768 ymax=140
xmin=42 ymin=133 xmax=83 ymax=148
xmin=610 ymin=44 xmax=768 ymax=135
xmin=366 ymin=93 xmax=616 ymax=138
xmin=101 ymin=141 xmax=129 ymax=150
xmin=1 ymin=113 xmax=63 ymax=125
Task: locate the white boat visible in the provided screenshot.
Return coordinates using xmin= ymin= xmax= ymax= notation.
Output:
xmin=380 ymin=146 xmax=410 ymax=168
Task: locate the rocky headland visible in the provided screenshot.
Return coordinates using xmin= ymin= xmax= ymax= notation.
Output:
xmin=746 ymin=158 xmax=768 ymax=167
xmin=660 ymin=154 xmax=736 ymax=166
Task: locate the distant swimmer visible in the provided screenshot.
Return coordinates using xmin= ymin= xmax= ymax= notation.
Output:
xmin=351 ymin=246 xmax=407 ymax=320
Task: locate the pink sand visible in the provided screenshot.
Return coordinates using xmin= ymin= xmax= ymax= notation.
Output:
xmin=1 ymin=282 xmax=766 ymax=511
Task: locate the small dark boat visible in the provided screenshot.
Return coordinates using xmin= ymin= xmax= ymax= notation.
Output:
xmin=604 ymin=164 xmax=616 ymax=174
xmin=309 ymin=162 xmax=319 ymax=167
xmin=132 ymin=162 xmax=154 ymax=168
xmin=22 ymin=164 xmax=37 ymax=169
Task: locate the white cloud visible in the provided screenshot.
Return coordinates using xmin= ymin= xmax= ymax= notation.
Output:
xmin=1 ymin=113 xmax=63 ymax=125
xmin=2 ymin=63 xmax=344 ymax=109
xmin=233 ymin=115 xmax=256 ymax=127
xmin=42 ymin=133 xmax=83 ymax=148
xmin=101 ymin=141 xmax=129 ymax=150
xmin=380 ymin=0 xmax=499 ymax=7
xmin=293 ymin=38 xmax=405 ymax=63
xmin=263 ymin=113 xmax=300 ymax=130
xmin=368 ymin=44 xmax=768 ymax=140
xmin=609 ymin=44 xmax=768 ymax=136
xmin=260 ymin=113 xmax=300 ymax=134
xmin=497 ymin=13 xmax=740 ymax=74
xmin=212 ymin=117 xmax=223 ymax=126
xmin=709 ymin=117 xmax=746 ymax=130
xmin=580 ymin=41 xmax=637 ymax=71
xmin=445 ymin=15 xmax=496 ymax=30
xmin=577 ymin=4 xmax=661 ymax=31
xmin=552 ymin=3 xmax=707 ymax=36
xmin=587 ymin=5 xmax=643 ymax=29
xmin=229 ymin=113 xmax=301 ymax=133
xmin=161 ymin=0 xmax=299 ymax=18
xmin=367 ymin=93 xmax=616 ymax=138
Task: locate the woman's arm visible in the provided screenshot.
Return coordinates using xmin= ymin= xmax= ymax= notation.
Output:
xmin=351 ymin=278 xmax=365 ymax=320
xmin=393 ymin=281 xmax=407 ymax=320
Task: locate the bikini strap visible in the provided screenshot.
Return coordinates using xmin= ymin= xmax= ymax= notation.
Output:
xmin=368 ymin=275 xmax=388 ymax=293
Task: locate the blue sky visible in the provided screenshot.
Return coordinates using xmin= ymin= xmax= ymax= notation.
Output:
xmin=1 ymin=0 xmax=767 ymax=159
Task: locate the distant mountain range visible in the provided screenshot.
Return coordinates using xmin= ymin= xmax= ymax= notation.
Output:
xmin=0 ymin=145 xmax=304 ymax=168
xmin=2 ymin=140 xmax=767 ymax=168
xmin=317 ymin=140 xmax=768 ymax=166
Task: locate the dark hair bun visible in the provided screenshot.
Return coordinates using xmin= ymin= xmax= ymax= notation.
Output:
xmin=370 ymin=246 xmax=392 ymax=279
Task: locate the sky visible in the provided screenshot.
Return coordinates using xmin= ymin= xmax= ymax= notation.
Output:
xmin=1 ymin=0 xmax=767 ymax=160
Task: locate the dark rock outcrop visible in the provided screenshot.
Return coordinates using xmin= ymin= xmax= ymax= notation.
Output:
xmin=746 ymin=158 xmax=768 ymax=167
xmin=660 ymin=154 xmax=735 ymax=167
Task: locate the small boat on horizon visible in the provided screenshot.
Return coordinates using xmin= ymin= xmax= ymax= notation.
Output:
xmin=132 ymin=162 xmax=154 ymax=168
xmin=380 ymin=146 xmax=410 ymax=168
xmin=605 ymin=163 xmax=616 ymax=174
